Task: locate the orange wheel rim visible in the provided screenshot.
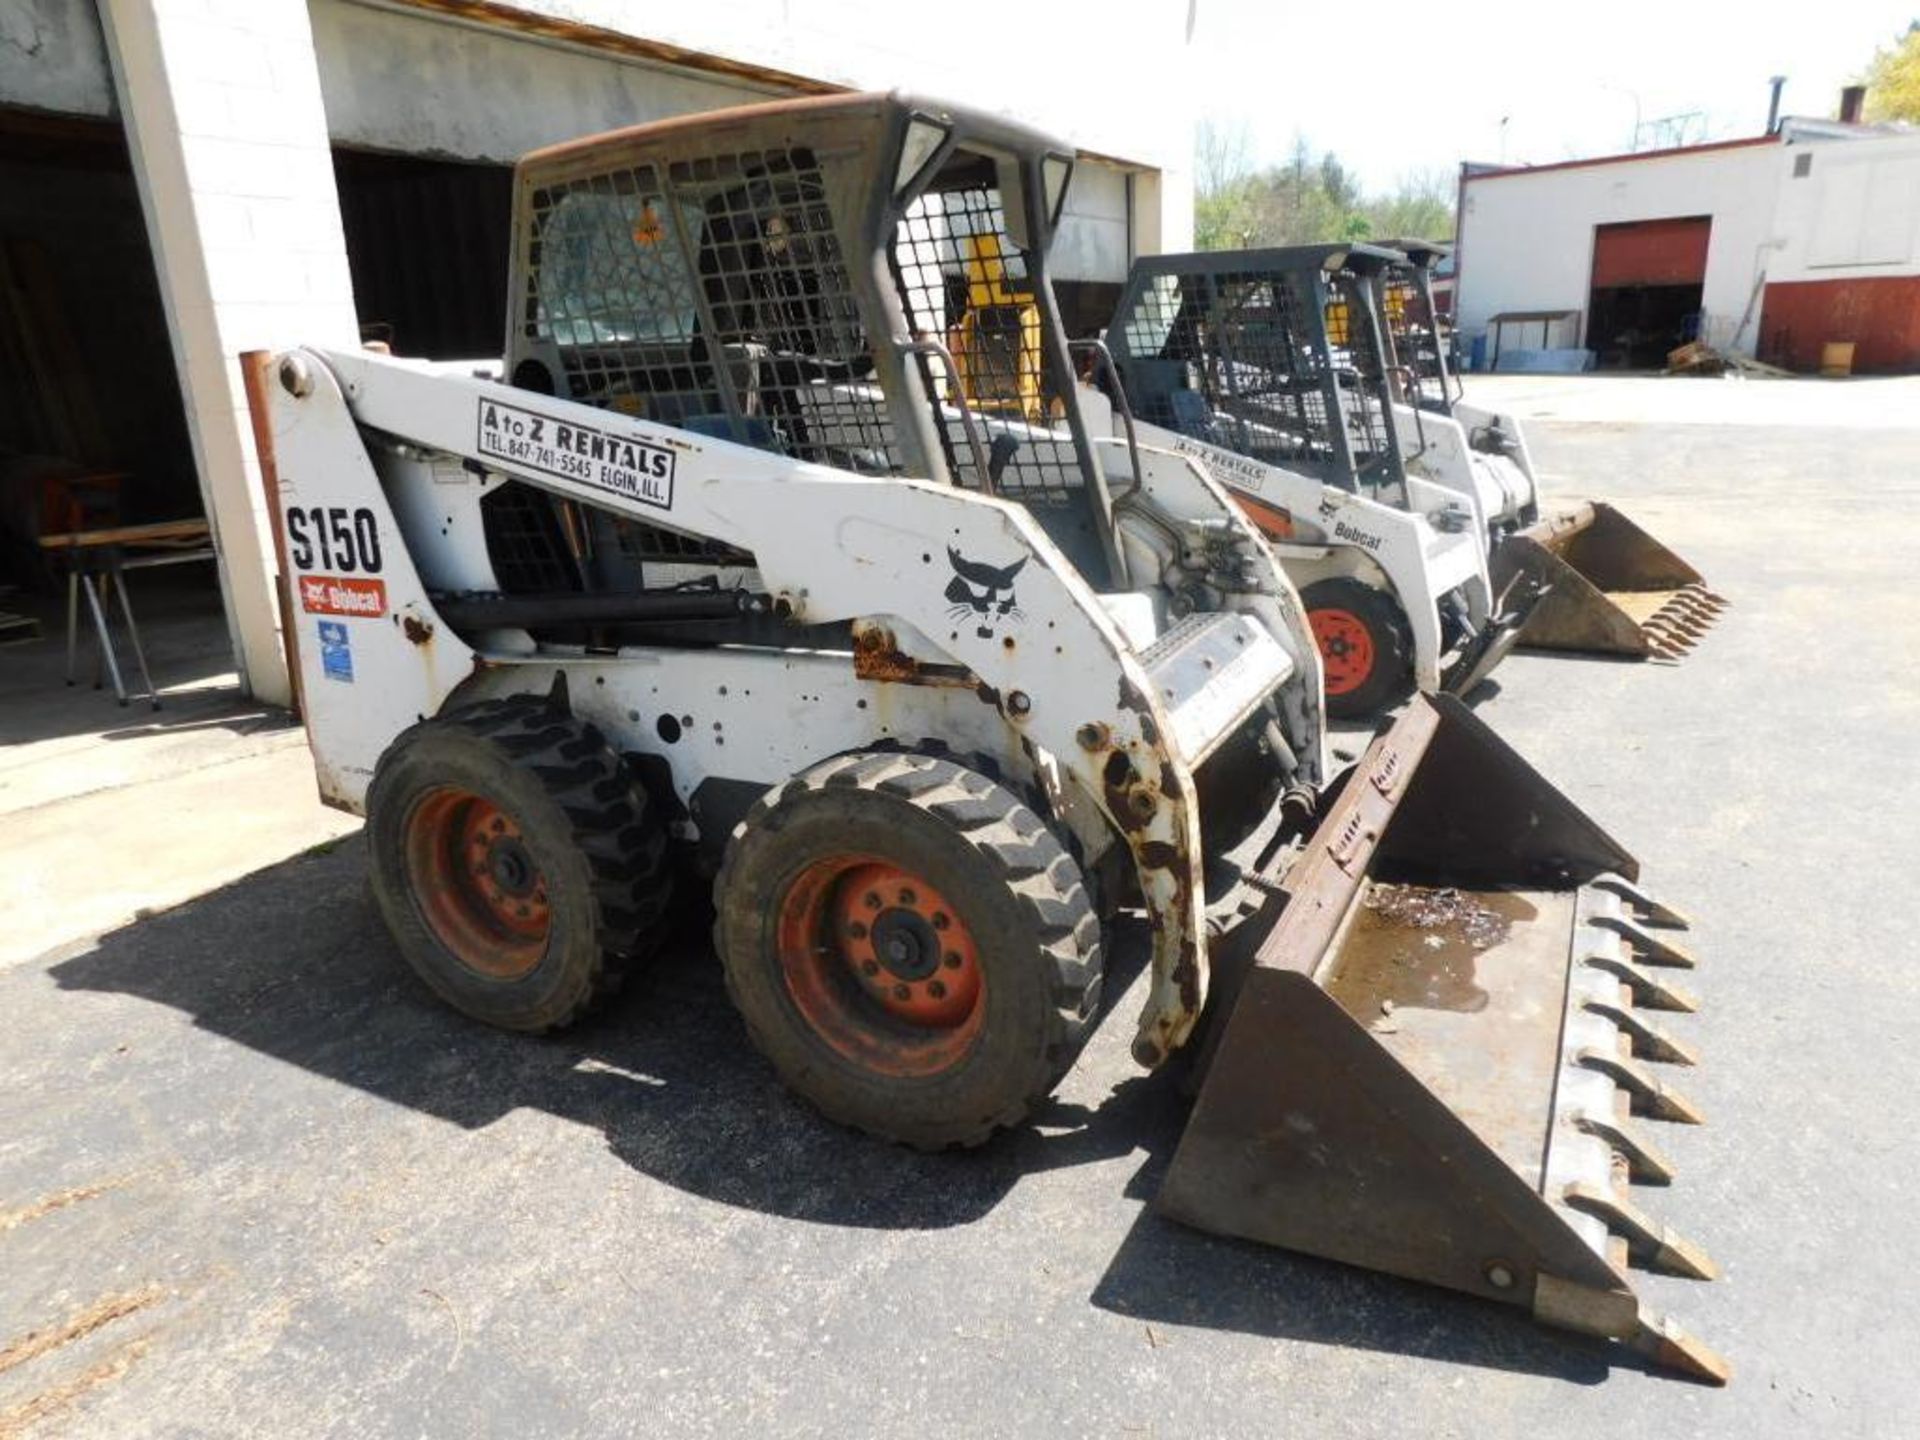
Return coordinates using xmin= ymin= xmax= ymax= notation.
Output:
xmin=1309 ymin=607 xmax=1376 ymax=696
xmin=403 ymin=786 xmax=550 ymax=979
xmin=775 ymin=856 xmax=986 ymax=1078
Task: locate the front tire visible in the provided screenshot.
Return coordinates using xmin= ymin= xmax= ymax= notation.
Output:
xmin=714 ymin=751 xmax=1103 ymax=1149
xmin=366 ymin=696 xmax=673 ymax=1032
xmin=1302 ymin=577 xmax=1413 ymax=719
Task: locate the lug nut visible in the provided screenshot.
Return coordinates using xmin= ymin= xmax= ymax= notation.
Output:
xmin=892 ymin=983 xmax=911 ymax=1002
xmin=943 ymin=952 xmax=963 ymax=970
xmin=898 ymin=887 xmax=916 ymax=905
xmin=846 ymin=921 xmax=868 ymax=940
xmin=861 ymin=960 xmax=880 ymax=977
xmin=928 ymin=980 xmax=947 ymax=999
xmin=931 ymin=912 xmax=950 ymax=931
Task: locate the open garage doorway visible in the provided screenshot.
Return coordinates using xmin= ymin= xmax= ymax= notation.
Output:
xmin=1586 ymin=215 xmax=1711 ymax=370
xmin=333 ymin=148 xmax=513 ymax=361
xmin=0 ymin=105 xmax=237 ymax=729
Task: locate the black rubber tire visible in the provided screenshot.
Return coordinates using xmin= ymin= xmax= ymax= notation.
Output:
xmin=714 ymin=751 xmax=1103 ymax=1149
xmin=1302 ymin=576 xmax=1414 ymax=720
xmin=366 ymin=695 xmax=673 ymax=1032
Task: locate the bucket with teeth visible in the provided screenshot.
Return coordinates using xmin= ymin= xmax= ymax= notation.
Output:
xmin=1493 ymin=502 xmax=1727 ymax=661
xmin=1161 ymin=694 xmax=1727 ymax=1383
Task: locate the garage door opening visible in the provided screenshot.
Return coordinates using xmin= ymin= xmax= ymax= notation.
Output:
xmin=1586 ymin=216 xmax=1711 ymax=370
xmin=334 ymin=148 xmax=513 ymax=360
xmin=0 ymin=106 xmax=232 ymax=713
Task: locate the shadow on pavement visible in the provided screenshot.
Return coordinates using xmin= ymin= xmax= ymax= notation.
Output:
xmin=53 ymin=835 xmax=1618 ymax=1385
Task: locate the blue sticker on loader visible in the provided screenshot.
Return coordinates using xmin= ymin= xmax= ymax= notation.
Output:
xmin=318 ymin=620 xmax=353 ymax=683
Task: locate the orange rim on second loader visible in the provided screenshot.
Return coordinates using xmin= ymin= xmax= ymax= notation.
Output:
xmin=403 ymin=787 xmax=552 ymax=979
xmin=775 ymin=855 xmax=986 ymax=1078
xmin=1309 ymin=607 xmax=1377 ymax=698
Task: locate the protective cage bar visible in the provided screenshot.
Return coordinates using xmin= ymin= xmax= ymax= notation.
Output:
xmin=494 ymin=114 xmax=1101 ymax=590
xmin=1105 ymin=248 xmax=1407 ymax=493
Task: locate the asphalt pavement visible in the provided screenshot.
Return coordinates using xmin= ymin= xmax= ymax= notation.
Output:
xmin=2 ymin=397 xmax=1915 ymax=1437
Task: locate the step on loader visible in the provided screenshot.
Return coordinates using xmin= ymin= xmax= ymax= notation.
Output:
xmin=1093 ymin=245 xmax=1535 ymax=717
xmin=248 ymin=92 xmax=1723 ymax=1381
xmin=1378 ymin=241 xmax=1727 ymax=660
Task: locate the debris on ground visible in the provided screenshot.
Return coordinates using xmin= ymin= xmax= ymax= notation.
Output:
xmin=1665 ymin=342 xmax=1796 ymax=378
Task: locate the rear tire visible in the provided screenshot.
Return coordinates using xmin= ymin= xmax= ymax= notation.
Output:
xmin=714 ymin=751 xmax=1103 ymax=1149
xmin=366 ymin=696 xmax=673 ymax=1031
xmin=1303 ymin=577 xmax=1413 ymax=719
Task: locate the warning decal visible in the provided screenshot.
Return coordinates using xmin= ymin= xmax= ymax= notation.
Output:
xmin=317 ymin=620 xmax=354 ymax=683
xmin=477 ymin=397 xmax=675 ymax=510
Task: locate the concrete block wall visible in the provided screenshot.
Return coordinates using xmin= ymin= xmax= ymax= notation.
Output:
xmin=100 ymin=0 xmax=363 ymax=706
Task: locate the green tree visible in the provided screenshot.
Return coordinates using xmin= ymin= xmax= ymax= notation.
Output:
xmin=1191 ymin=123 xmax=1455 ymax=249
xmin=1860 ymin=22 xmax=1920 ymax=122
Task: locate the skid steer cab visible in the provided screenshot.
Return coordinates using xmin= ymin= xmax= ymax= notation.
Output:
xmin=1095 ymin=245 xmax=1532 ymax=717
xmin=253 ymin=92 xmax=1723 ymax=1381
xmin=1376 ymin=241 xmax=1727 ymax=661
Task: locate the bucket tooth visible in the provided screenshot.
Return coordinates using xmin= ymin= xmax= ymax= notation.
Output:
xmin=1629 ymin=1309 xmax=1732 ymax=1386
xmin=1563 ymin=1183 xmax=1719 ymax=1280
xmin=1592 ymin=875 xmax=1690 ymax=929
xmin=1642 ymin=621 xmax=1697 ymax=647
xmin=1595 ymin=914 xmax=1698 ymax=968
xmin=1586 ymin=955 xmax=1699 ymax=1012
xmin=1578 ymin=1050 xmax=1706 ymax=1124
xmin=1575 ymin=1114 xmax=1678 ymax=1185
xmin=1651 ymin=611 xmax=1708 ymax=639
xmin=1584 ymin=1001 xmax=1700 ymax=1066
xmin=1671 ymin=592 xmax=1719 ymax=620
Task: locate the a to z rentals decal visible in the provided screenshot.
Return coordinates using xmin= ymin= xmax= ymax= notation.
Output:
xmin=476 ymin=397 xmax=675 ymax=510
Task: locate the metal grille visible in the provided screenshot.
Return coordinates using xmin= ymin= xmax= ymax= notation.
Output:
xmin=1383 ymin=267 xmax=1451 ymax=411
xmin=1112 ymin=264 xmax=1400 ymax=492
xmin=890 ymin=182 xmax=1086 ymax=503
xmin=480 ymin=482 xmax=582 ymax=593
xmin=523 ymin=147 xmax=900 ymax=474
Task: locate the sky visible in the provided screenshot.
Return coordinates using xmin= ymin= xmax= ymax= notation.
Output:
xmin=1188 ymin=0 xmax=1918 ymax=190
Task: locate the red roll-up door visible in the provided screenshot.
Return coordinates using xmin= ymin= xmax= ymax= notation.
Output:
xmin=1590 ymin=217 xmax=1712 ymax=288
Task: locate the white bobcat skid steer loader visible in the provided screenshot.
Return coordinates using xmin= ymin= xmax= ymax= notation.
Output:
xmin=251 ymin=93 xmax=1722 ymax=1380
xmin=1379 ymin=241 xmax=1727 ymax=660
xmin=1096 ymin=245 xmax=1529 ymax=718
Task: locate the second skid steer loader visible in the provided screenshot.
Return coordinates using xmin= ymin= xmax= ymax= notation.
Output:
xmin=1379 ymin=240 xmax=1727 ymax=660
xmin=1094 ymin=245 xmax=1532 ymax=717
xmin=249 ymin=92 xmax=1723 ymax=1381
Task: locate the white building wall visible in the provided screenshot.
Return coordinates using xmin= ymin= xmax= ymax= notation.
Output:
xmin=0 ymin=0 xmax=114 ymax=117
xmin=1771 ymin=132 xmax=1920 ymax=282
xmin=308 ymin=0 xmax=779 ymax=162
xmin=492 ymin=0 xmax=1195 ymax=252
xmin=1455 ymin=141 xmax=1786 ymax=355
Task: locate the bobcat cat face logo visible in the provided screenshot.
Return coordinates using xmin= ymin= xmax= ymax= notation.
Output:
xmin=945 ymin=547 xmax=1027 ymax=639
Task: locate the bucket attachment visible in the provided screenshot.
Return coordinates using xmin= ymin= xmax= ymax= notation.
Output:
xmin=1440 ymin=569 xmax=1547 ymax=700
xmin=1163 ymin=694 xmax=1726 ymax=1383
xmin=1492 ymin=503 xmax=1727 ymax=660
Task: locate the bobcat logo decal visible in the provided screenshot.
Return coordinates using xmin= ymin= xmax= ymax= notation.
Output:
xmin=945 ymin=547 xmax=1027 ymax=639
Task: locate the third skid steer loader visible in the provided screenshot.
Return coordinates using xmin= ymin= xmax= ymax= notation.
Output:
xmin=1092 ymin=245 xmax=1532 ymax=717
xmin=1378 ymin=240 xmax=1727 ymax=660
xmin=248 ymin=93 xmax=1724 ymax=1381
